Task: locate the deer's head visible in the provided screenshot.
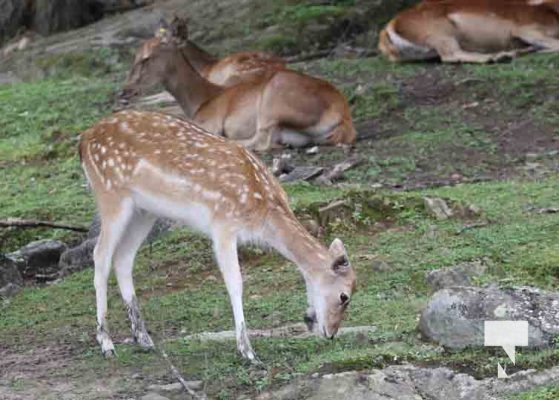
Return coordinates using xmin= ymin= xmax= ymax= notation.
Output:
xmin=120 ymin=17 xmax=190 ymax=100
xmin=304 ymin=238 xmax=356 ymax=339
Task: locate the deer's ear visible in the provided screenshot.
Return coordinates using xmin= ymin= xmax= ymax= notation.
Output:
xmin=329 ymin=238 xmax=347 ymax=258
xmin=170 ymin=15 xmax=189 ymax=43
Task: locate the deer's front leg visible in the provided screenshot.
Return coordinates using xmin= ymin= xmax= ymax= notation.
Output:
xmin=212 ymin=229 xmax=257 ymax=362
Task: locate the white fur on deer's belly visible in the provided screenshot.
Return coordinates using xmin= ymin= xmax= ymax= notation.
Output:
xmin=386 ymin=26 xmax=438 ymax=60
xmin=132 ymin=188 xmax=214 ymax=234
xmin=130 ymin=160 xmax=239 ymax=235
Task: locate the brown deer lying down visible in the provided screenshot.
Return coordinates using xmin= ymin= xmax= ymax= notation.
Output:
xmin=168 ymin=18 xmax=286 ymax=87
xmin=379 ymin=0 xmax=559 ymax=63
xmin=121 ymin=21 xmax=356 ymax=151
xmin=79 ymin=110 xmax=356 ymax=360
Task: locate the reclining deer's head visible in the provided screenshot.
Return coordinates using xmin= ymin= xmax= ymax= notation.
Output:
xmin=120 ymin=17 xmax=190 ymax=100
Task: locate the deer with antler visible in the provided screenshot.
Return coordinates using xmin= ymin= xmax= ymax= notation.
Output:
xmin=167 ymin=17 xmax=286 ymax=87
xmin=379 ymin=0 xmax=559 ymax=63
xmin=79 ymin=110 xmax=356 ymax=360
xmin=120 ymin=18 xmax=356 ymax=152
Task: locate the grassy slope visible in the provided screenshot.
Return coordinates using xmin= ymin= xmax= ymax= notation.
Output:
xmin=1 ymin=34 xmax=559 ymax=400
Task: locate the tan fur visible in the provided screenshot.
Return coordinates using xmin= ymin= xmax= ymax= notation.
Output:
xmin=80 ymin=110 xmax=356 ymax=359
xmin=200 ymin=51 xmax=286 ymax=87
xmin=122 ymin=33 xmax=356 ymax=151
xmin=168 ymin=17 xmax=286 ymax=87
xmin=379 ymin=0 xmax=559 ymax=63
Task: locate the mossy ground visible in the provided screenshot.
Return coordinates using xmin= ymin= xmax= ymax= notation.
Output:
xmin=2 ymin=4 xmax=559 ymax=398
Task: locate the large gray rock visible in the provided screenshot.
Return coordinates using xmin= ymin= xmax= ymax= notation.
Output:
xmin=258 ymin=364 xmax=559 ymax=400
xmin=420 ymin=286 xmax=559 ymax=348
xmin=7 ymin=239 xmax=67 ymax=281
xmin=0 ymin=254 xmax=23 ymax=297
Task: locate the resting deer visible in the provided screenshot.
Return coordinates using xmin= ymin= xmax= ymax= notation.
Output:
xmin=167 ymin=18 xmax=286 ymax=87
xmin=378 ymin=0 xmax=559 ymax=63
xmin=120 ymin=20 xmax=356 ymax=151
xmin=79 ymin=110 xmax=356 ymax=361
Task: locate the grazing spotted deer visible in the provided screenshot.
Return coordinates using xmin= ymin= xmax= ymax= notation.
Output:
xmin=378 ymin=0 xmax=559 ymax=63
xmin=79 ymin=110 xmax=356 ymax=361
xmin=120 ymin=19 xmax=356 ymax=151
xmin=167 ymin=17 xmax=286 ymax=87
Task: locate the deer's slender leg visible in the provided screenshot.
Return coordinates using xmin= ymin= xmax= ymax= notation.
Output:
xmin=212 ymin=228 xmax=257 ymax=361
xmin=113 ymin=211 xmax=157 ymax=350
xmin=94 ymin=198 xmax=135 ymax=357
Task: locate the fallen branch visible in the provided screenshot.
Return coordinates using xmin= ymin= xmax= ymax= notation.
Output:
xmin=455 ymin=222 xmax=490 ymax=235
xmin=177 ymin=323 xmax=376 ymax=343
xmin=0 ymin=218 xmax=88 ymax=232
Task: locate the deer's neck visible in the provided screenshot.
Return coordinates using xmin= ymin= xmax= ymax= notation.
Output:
xmin=265 ymin=208 xmax=330 ymax=276
xmin=163 ymin=51 xmax=222 ymax=117
xmin=180 ymin=41 xmax=218 ymax=74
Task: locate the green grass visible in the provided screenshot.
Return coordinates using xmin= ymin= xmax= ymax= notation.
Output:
xmin=3 ymin=178 xmax=559 ymax=396
xmin=509 ymin=385 xmax=559 ymax=400
xmin=0 ymin=77 xmax=117 ymax=249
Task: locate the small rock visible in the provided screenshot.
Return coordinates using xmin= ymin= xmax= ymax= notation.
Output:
xmin=371 ymin=259 xmax=391 ymax=273
xmin=139 ymin=393 xmax=170 ymax=400
xmin=423 ymin=197 xmax=453 ymax=220
xmin=147 ymin=381 xmax=202 ymax=392
xmin=425 ymin=260 xmax=487 ymax=292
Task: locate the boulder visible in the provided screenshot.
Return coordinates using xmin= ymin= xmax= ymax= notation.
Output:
xmin=419 ymin=286 xmax=559 ymax=348
xmin=258 ymin=364 xmax=559 ymax=400
xmin=7 ymin=239 xmax=67 ymax=281
xmin=0 ymin=254 xmax=23 ymax=297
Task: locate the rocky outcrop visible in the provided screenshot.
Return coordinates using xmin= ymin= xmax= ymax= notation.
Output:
xmin=420 ymin=286 xmax=559 ymax=348
xmin=257 ymin=365 xmax=559 ymax=400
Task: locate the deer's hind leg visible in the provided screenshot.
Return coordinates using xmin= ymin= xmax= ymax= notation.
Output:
xmin=427 ymin=36 xmax=522 ymax=63
xmin=94 ymin=196 xmax=135 ymax=357
xmin=113 ymin=210 xmax=157 ymax=350
xmin=514 ymin=28 xmax=559 ymax=52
